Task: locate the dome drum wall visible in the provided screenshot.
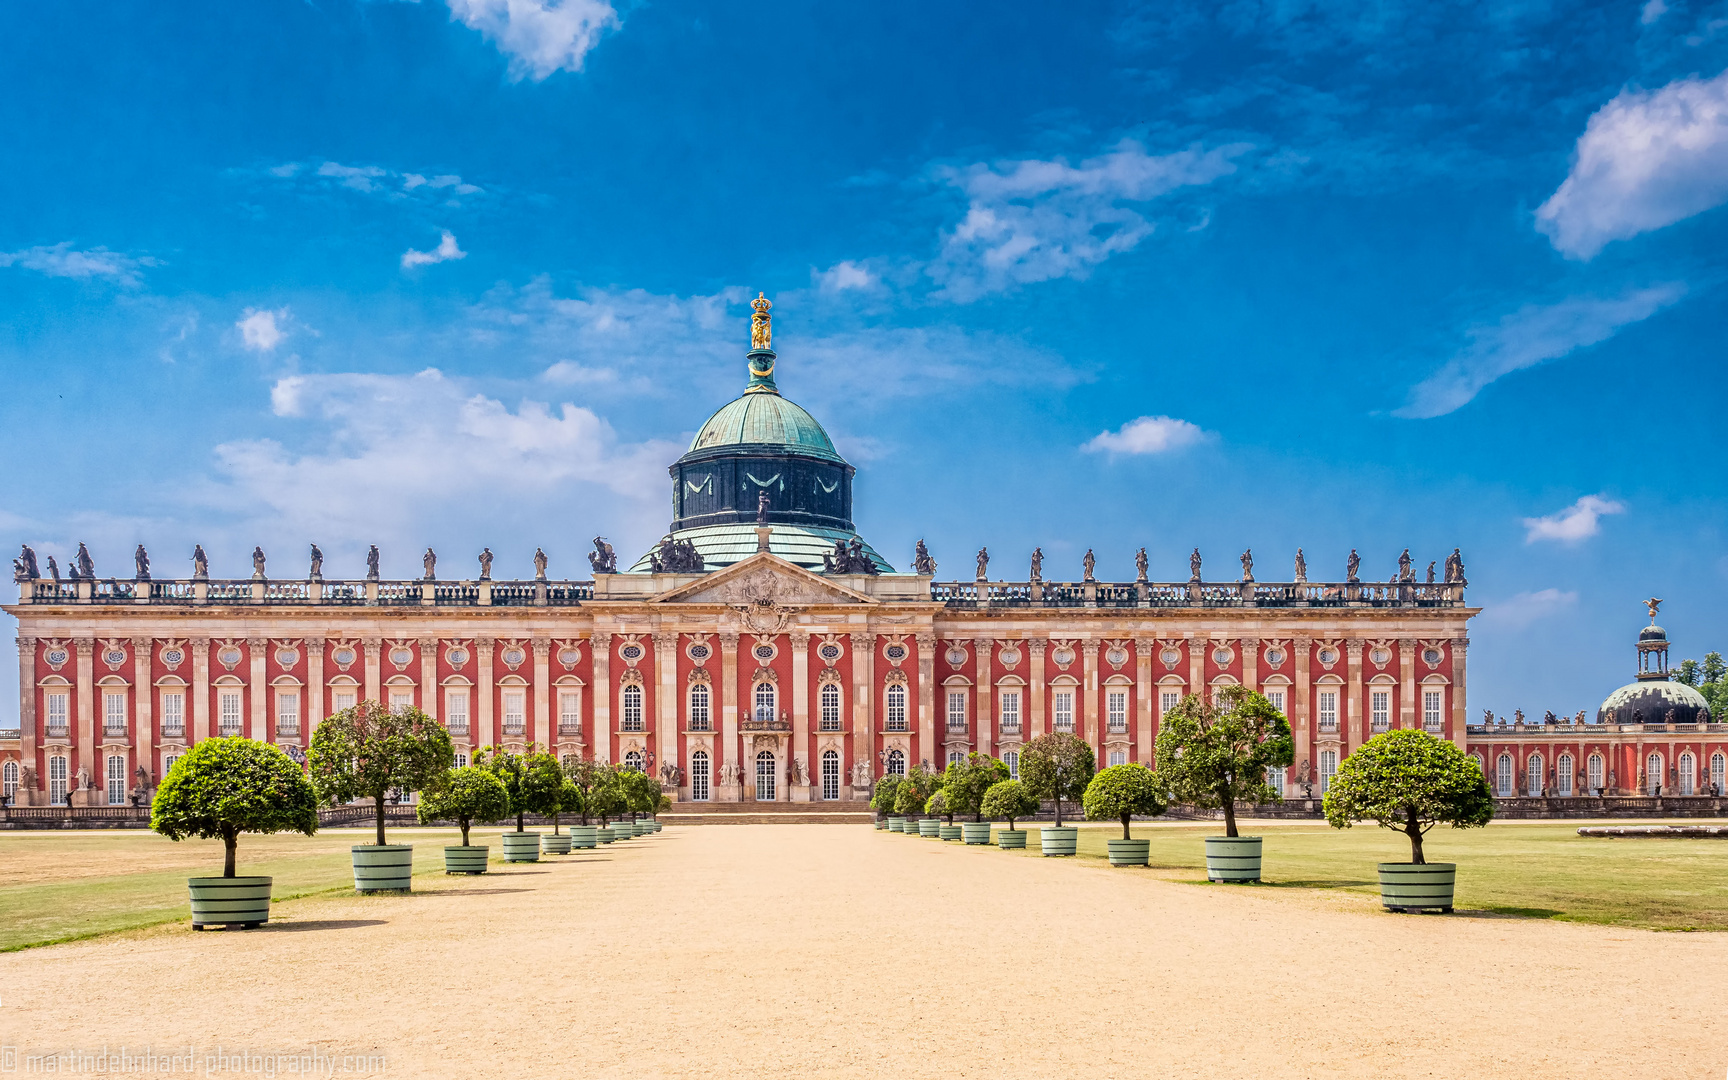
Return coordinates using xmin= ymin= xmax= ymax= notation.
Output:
xmin=671 ymin=448 xmax=854 ymax=534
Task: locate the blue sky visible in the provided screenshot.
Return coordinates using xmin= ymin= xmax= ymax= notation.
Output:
xmin=4 ymin=0 xmax=1727 ymax=720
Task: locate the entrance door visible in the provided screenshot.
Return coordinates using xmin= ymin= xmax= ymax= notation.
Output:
xmin=821 ymin=749 xmax=840 ymax=801
xmin=755 ymin=750 xmax=776 ymax=801
xmin=690 ymin=750 xmax=710 ymax=802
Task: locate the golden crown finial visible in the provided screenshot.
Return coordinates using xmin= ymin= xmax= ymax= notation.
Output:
xmin=750 ymin=291 xmax=772 ymax=351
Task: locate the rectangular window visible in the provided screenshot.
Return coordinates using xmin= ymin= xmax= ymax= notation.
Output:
xmin=1318 ymin=691 xmax=1338 ymax=731
xmin=49 ymin=755 xmax=68 ymax=805
xmin=818 ymin=683 xmax=842 ymax=732
xmin=1159 ymin=690 xmax=1179 ymax=717
xmin=104 ymin=692 xmax=127 ymax=736
xmin=884 ymin=684 xmax=907 ymax=732
xmin=277 ymin=691 xmax=300 ymax=736
xmin=333 ymin=690 xmax=356 ymax=712
xmin=107 ymin=755 xmax=126 ymax=805
xmin=218 ymin=690 xmax=243 ymax=736
xmin=1557 ymin=756 xmax=1574 ymax=797
xmin=453 ymin=752 xmax=469 ymax=769
xmin=46 ymin=692 xmax=69 ymax=735
xmin=1423 ymin=690 xmax=1444 ymax=732
xmin=446 ymin=691 xmax=469 ymax=735
xmin=161 ymin=692 xmax=185 ymax=737
xmin=946 ymin=691 xmax=966 ymax=733
xmin=688 ymin=685 xmax=712 ymax=732
xmin=1266 ymin=764 xmax=1285 ymax=797
xmin=1004 ymin=750 xmax=1019 ymax=780
xmin=1370 ymin=691 xmax=1390 ymax=732
xmin=162 ymin=754 xmax=179 ymax=779
xmin=1267 ymin=690 xmax=1286 ymax=716
xmin=1588 ymin=753 xmax=1604 ymax=793
xmin=559 ymin=691 xmax=581 ymax=734
xmin=1000 ymin=691 xmax=1021 ymax=734
xmin=1106 ymin=690 xmax=1128 ymax=734
xmin=1107 ymin=750 xmax=1127 ymax=767
xmin=1053 ymin=690 xmax=1075 ymax=732
xmin=1320 ymin=749 xmax=1338 ymax=793
xmin=389 ymin=691 xmax=413 ymax=712
xmin=2 ymin=760 xmax=15 ymax=801
xmin=503 ymin=691 xmax=526 ymax=735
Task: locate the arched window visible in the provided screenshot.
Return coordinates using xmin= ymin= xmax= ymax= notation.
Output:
xmin=755 ymin=750 xmax=776 ymax=800
xmin=1265 ymin=764 xmax=1285 ymax=797
xmin=1679 ymin=752 xmax=1696 ymax=796
xmin=688 ymin=683 xmax=711 ymax=732
xmin=453 ymin=751 xmax=467 ymax=769
xmin=1319 ymin=749 xmax=1338 ymax=793
xmin=561 ymin=754 xmax=579 ymax=770
xmin=753 ymin=682 xmax=776 ymax=724
xmin=1003 ymin=750 xmax=1019 ymax=780
xmin=1527 ymin=752 xmax=1544 ymax=797
xmin=620 ymin=684 xmax=644 ymax=732
xmin=948 ymin=749 xmax=964 ymax=767
xmin=1713 ymin=753 xmax=1726 ymax=797
xmin=1588 ymin=753 xmax=1604 ymax=794
xmin=1647 ymin=752 xmax=1663 ymax=795
xmin=1107 ymin=750 xmax=1127 ymax=767
xmin=884 ymin=683 xmax=907 ymax=732
xmin=49 ymin=755 xmax=67 ymax=806
xmin=887 ymin=748 xmax=905 ymax=776
xmin=819 ymin=683 xmax=842 ymax=731
xmin=821 ymin=749 xmax=840 ymax=800
xmin=690 ymin=750 xmax=710 ymax=802
xmin=1556 ymin=753 xmax=1574 ymax=797
xmin=2 ymin=759 xmax=17 ymax=801
xmin=1496 ymin=754 xmax=1513 ymax=797
xmin=107 ymin=755 xmax=127 ymax=806
xmin=624 ymin=750 xmax=644 ymax=773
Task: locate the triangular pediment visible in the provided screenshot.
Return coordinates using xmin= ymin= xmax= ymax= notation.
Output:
xmin=648 ymin=552 xmax=876 ymax=607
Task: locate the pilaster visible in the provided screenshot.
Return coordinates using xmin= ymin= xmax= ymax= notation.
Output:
xmin=916 ymin=634 xmax=935 ymax=770
xmin=1081 ymin=640 xmax=1100 ymax=757
xmin=974 ymin=638 xmax=994 ymax=758
xmin=1398 ymin=637 xmax=1417 ymax=729
xmin=1345 ymin=640 xmax=1364 ymax=754
xmin=592 ymin=632 xmax=613 ymax=764
xmin=476 ymin=636 xmax=495 ymax=748
xmin=74 ymin=638 xmax=94 ymax=785
xmin=1134 ymin=638 xmax=1153 ymax=765
xmin=1186 ymin=637 xmax=1204 ymax=697
xmin=1292 ymin=636 xmax=1312 ymax=791
xmin=419 ymin=637 xmax=439 ymax=724
xmin=790 ymin=631 xmax=810 ymax=799
xmin=850 ymin=632 xmax=874 ymax=784
xmin=1241 ymin=638 xmax=1259 ymax=694
xmin=362 ymin=638 xmax=382 ymax=703
xmin=17 ymin=636 xmax=36 ymax=799
xmin=190 ymin=639 xmax=210 ymax=745
xmin=531 ymin=638 xmax=551 ymax=750
xmin=308 ymin=638 xmax=326 ymax=736
xmin=248 ymin=637 xmax=268 ymax=741
xmin=719 ymin=631 xmax=738 ymax=791
xmin=132 ymin=638 xmax=153 ymax=784
xmin=1028 ymin=638 xmax=1046 ymax=739
xmin=1450 ymin=638 xmax=1469 ymax=753
xmin=655 ymin=631 xmax=677 ymax=777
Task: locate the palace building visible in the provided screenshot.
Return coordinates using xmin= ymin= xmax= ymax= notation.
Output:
xmin=3 ymin=296 xmax=1718 ymax=813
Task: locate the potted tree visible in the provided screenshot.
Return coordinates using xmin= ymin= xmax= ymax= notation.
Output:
xmin=926 ymin=790 xmax=962 ymax=840
xmin=872 ymin=775 xmax=905 ymax=831
xmin=619 ymin=768 xmax=661 ymax=836
xmin=542 ymin=778 xmax=580 ymax=855
xmin=150 ymin=737 xmax=318 ymax=929
xmin=416 ymin=765 xmax=509 ymax=873
xmin=980 ymin=779 xmax=1040 ymax=849
xmin=894 ymin=765 xmax=941 ymax=837
xmin=307 ymin=700 xmax=454 ymax=892
xmin=562 ymin=757 xmax=603 ymax=849
xmin=588 ymin=766 xmax=627 ymax=842
xmin=1082 ymin=763 xmax=1168 ymax=866
xmin=1323 ymin=729 xmax=1495 ymax=913
xmin=943 ymin=752 xmax=1009 ymax=845
xmin=1019 ymin=732 xmax=1095 ymax=856
xmin=475 ymin=744 xmax=564 ymax=862
xmin=1154 ymin=686 xmax=1293 ymax=882
xmin=653 ymin=792 xmax=672 ymax=829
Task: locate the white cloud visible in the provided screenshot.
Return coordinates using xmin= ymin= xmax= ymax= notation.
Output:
xmin=1481 ymin=588 xmax=1579 ymax=630
xmin=1082 ymin=415 xmax=1207 ymax=456
xmin=401 ymin=230 xmax=468 ymax=270
xmin=237 ymin=307 xmax=288 ymax=352
xmin=0 ymin=242 xmax=156 ymax=286
xmin=266 ymin=161 xmax=483 ymax=202
xmin=928 ymin=139 xmax=1250 ymax=301
xmin=1522 ymin=494 xmax=1626 ymax=543
xmin=447 ymin=0 xmax=620 ymax=81
xmin=1535 ymin=68 xmax=1728 ymax=259
xmin=1641 ymin=0 xmax=1668 ymax=25
xmin=813 ymin=260 xmax=877 ymax=293
xmin=1396 ymin=284 xmax=1686 ymax=418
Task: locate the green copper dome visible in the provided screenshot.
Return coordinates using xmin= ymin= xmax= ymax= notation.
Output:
xmin=687 ymin=354 xmax=845 ymax=464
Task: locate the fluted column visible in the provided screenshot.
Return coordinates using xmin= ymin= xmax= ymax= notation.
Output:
xmin=719 ymin=631 xmax=738 ymax=787
xmin=1081 ymin=641 xmax=1100 ymax=759
xmin=850 ymin=632 xmax=874 ymax=784
xmin=1450 ymin=638 xmax=1469 ymax=752
xmin=916 ymin=634 xmax=935 ymax=770
xmin=362 ymin=639 xmax=382 ymax=703
xmin=74 ymin=638 xmax=94 ymax=791
xmin=591 ymin=632 xmax=612 ymax=764
xmin=1028 ymin=638 xmax=1046 ymax=739
xmin=419 ymin=637 xmax=439 ymax=723
xmin=975 ymin=638 xmax=994 ymax=758
xmin=1345 ymin=640 xmax=1364 ymax=754
xmin=791 ymin=631 xmax=810 ymax=796
xmin=248 ymin=637 xmax=269 ymax=741
xmin=18 ymin=636 xmax=36 ymax=801
xmin=476 ymin=636 xmax=495 ymax=749
xmin=1399 ymin=637 xmax=1417 ymax=729
xmin=132 ymin=638 xmax=153 ymax=784
xmin=1134 ymin=638 xmax=1153 ymax=765
xmin=190 ymin=639 xmax=211 ymax=745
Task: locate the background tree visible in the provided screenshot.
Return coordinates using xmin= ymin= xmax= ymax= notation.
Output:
xmin=1322 ymin=729 xmax=1494 ymax=864
xmin=1153 ymin=686 xmax=1294 ymax=838
xmin=893 ymin=764 xmax=941 ymax=817
xmin=549 ymin=779 xmax=581 ymax=834
xmin=416 ymin=766 xmax=509 ymax=847
xmin=941 ymin=752 xmax=1010 ymax=822
xmin=979 ymin=779 xmax=1039 ymax=831
xmin=870 ymin=774 xmax=903 ymax=818
xmin=925 ymin=789 xmax=952 ymax=824
xmin=562 ymin=757 xmax=606 ymax=825
xmin=1018 ymin=732 xmax=1095 ymax=827
xmin=587 ymin=765 xmax=627 ymax=825
xmin=151 ymin=738 xmax=318 ymax=877
xmin=307 ymin=700 xmax=454 ymax=846
xmin=619 ymin=768 xmax=662 ymax=820
xmin=1082 ymin=763 xmax=1168 ymax=839
xmin=474 ymin=745 xmax=564 ymax=832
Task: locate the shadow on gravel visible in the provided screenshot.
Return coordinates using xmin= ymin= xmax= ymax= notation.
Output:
xmin=261 ymin=920 xmax=387 ymax=932
xmin=420 ymin=888 xmax=533 ymax=897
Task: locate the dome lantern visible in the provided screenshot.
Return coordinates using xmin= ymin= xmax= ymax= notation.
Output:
xmin=1597 ymin=600 xmax=1712 ymax=724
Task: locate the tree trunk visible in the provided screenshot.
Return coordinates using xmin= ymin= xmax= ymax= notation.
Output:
xmin=374 ymin=795 xmax=387 ymax=847
xmin=1221 ymin=789 xmax=1238 ymax=838
xmin=552 ymin=812 xmax=560 ymax=835
xmin=223 ymin=829 xmax=237 ymax=878
xmin=517 ymin=809 xmax=525 ymax=833
xmin=1053 ymin=797 xmax=1064 ymax=828
xmin=1406 ymin=806 xmax=1425 ymax=864
xmin=1120 ymin=812 xmax=1131 ymax=841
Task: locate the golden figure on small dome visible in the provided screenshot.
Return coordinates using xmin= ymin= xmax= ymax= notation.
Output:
xmin=750 ymin=292 xmax=772 ymax=350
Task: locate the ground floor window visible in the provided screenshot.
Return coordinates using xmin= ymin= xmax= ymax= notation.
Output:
xmin=1527 ymin=753 xmax=1543 ymax=797
xmin=756 ymin=750 xmax=776 ymax=801
xmin=1647 ymin=752 xmax=1663 ymax=795
xmin=2 ymin=759 xmax=16 ymax=800
xmin=453 ymin=752 xmax=467 ymax=769
xmin=624 ymin=750 xmax=644 ymax=772
xmin=163 ymin=753 xmax=180 ymax=778
xmin=107 ymin=755 xmax=126 ymax=805
xmin=821 ymin=749 xmax=840 ymax=801
xmin=1496 ymin=754 xmax=1513 ymax=796
xmin=1319 ymin=749 xmax=1337 ymax=794
xmin=1003 ymin=750 xmax=1018 ymax=780
xmin=1107 ymin=750 xmax=1126 ymax=767
xmin=1556 ymin=754 xmax=1574 ymax=796
xmin=1679 ymin=752 xmax=1695 ymax=796
xmin=1713 ymin=752 xmax=1726 ymax=796
xmin=1588 ymin=753 xmax=1604 ymax=793
xmin=690 ymin=750 xmax=710 ymax=802
xmin=887 ymin=749 xmax=905 ymax=776
xmin=1265 ymin=765 xmax=1284 ymax=797
xmin=947 ymin=749 xmax=964 ymax=767
xmin=49 ymin=755 xmax=67 ymax=805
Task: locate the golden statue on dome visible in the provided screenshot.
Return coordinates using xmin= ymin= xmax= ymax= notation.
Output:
xmin=750 ymin=292 xmax=772 ymax=350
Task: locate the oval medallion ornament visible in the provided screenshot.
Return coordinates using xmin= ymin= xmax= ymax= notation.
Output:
xmin=752 ymin=643 xmax=776 ymax=662
xmin=275 ymin=649 xmax=298 ymax=667
xmin=1212 ymin=647 xmax=1234 ymax=666
xmin=1318 ymin=648 xmax=1338 ymax=665
xmin=447 ymin=648 xmax=468 ymax=667
xmin=1106 ymin=648 xmax=1128 ymax=668
xmin=1263 ymin=648 xmax=1285 ymax=667
xmin=945 ymin=646 xmax=968 ymax=667
xmin=883 ymin=644 xmax=908 ymax=663
xmin=503 ymin=648 xmax=526 ymax=666
xmin=1161 ymin=647 xmax=1182 ymax=667
xmin=1423 ymin=647 xmax=1442 ymax=666
xmin=817 ymin=643 xmax=842 ymax=663
xmin=161 ymin=648 xmax=184 ymax=666
xmin=559 ymin=648 xmax=582 ymax=666
xmin=104 ymin=649 xmax=127 ymax=667
xmin=46 ymin=648 xmax=69 ymax=667
xmin=687 ymin=643 xmax=711 ymax=662
xmin=997 ymin=647 xmax=1021 ymax=668
xmin=218 ymin=648 xmax=242 ymax=667
xmin=390 ymin=648 xmax=414 ymax=666
xmin=1052 ymin=647 xmax=1075 ymax=667
xmin=333 ymin=647 xmax=356 ymax=666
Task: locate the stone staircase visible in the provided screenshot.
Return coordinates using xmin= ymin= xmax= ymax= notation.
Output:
xmin=661 ymin=799 xmax=876 ymax=826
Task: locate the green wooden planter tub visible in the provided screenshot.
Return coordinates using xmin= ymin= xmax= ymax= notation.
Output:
xmin=886 ymin=817 xmax=906 ymax=832
xmin=500 ymin=831 xmax=542 ymax=862
xmin=541 ymin=833 xmax=572 ymax=855
xmin=1204 ymin=836 xmax=1263 ymax=882
xmin=960 ymin=822 xmax=992 ymax=845
xmin=996 ymin=829 xmax=1028 ymax=850
xmin=570 ymin=825 xmax=599 ymax=849
xmin=352 ymin=844 xmax=414 ymax=892
xmin=443 ymin=845 xmax=489 ymax=874
xmin=1107 ymin=838 xmax=1150 ymax=866
xmin=938 ymin=824 xmax=963 ymax=841
xmin=1378 ymin=863 xmax=1456 ymax=913
xmin=188 ymin=876 xmax=272 ymax=929
xmin=914 ymin=819 xmax=938 ymax=837
xmin=875 ymin=819 xmax=887 ymax=830
xmin=1039 ymin=826 xmax=1078 ymax=857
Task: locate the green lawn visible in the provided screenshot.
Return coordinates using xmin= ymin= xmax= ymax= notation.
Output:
xmin=913 ymin=819 xmax=1728 ymax=931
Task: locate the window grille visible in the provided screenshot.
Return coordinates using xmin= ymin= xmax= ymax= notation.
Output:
xmin=1423 ymin=690 xmax=1444 ymax=732
xmin=620 ymin=685 xmax=644 ymax=732
xmin=690 ymin=750 xmax=710 ymax=801
xmin=161 ymin=692 xmax=185 ymax=737
xmin=218 ymin=691 xmax=243 ymax=736
xmin=624 ymin=750 xmax=643 ymax=772
xmin=688 ymin=684 xmax=711 ymax=731
xmin=821 ymin=749 xmax=840 ymax=800
xmin=819 ymin=683 xmax=842 ymax=731
xmin=999 ymin=691 xmax=1020 ymax=734
xmin=755 ymin=750 xmax=776 ymax=800
xmin=884 ymin=684 xmax=907 ymax=732
xmin=1053 ymin=691 xmax=1074 ymax=733
xmin=887 ymin=749 xmax=905 ymax=776
xmin=107 ymin=755 xmax=126 ymax=805
xmin=1106 ymin=690 xmax=1127 ymax=734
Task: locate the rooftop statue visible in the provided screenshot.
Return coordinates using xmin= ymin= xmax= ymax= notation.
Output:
xmin=1029 ymin=547 xmax=1043 ymax=582
xmin=75 ymin=542 xmax=95 ymax=581
xmin=533 ymin=547 xmax=549 ymax=580
xmin=308 ymin=543 xmax=323 ymax=580
xmin=1444 ymin=547 xmax=1466 ymax=584
xmin=1189 ymin=547 xmax=1202 ymax=582
xmin=20 ymin=544 xmax=38 ymax=580
xmin=134 ymin=544 xmax=150 ymax=581
xmin=1346 ymin=548 xmax=1360 ymax=583
xmin=756 ymin=491 xmax=770 ymax=525
xmin=192 ymin=544 xmax=208 ymax=579
xmin=1398 ymin=548 xmax=1413 ymax=582
xmin=365 ymin=544 xmax=380 ymax=580
xmin=251 ymin=546 xmax=267 ymax=580
xmin=1082 ymin=549 xmax=1095 ymax=582
xmin=652 ymin=535 xmax=706 ymax=574
xmin=423 ymin=547 xmax=437 ymax=581
xmin=975 ymin=547 xmax=989 ymax=581
xmin=478 ymin=547 xmax=494 ymax=580
xmin=1293 ymin=548 xmax=1306 ymax=584
xmin=1645 ymin=596 xmax=1663 ymax=621
xmin=588 ymin=537 xmax=617 ymax=575
xmin=1426 ymin=560 xmax=1436 ymax=585
xmin=45 ymin=555 xmax=60 ymax=581
xmin=1240 ymin=548 xmax=1253 ymax=582
xmin=912 ymin=539 xmax=936 ymax=576
xmin=1135 ymin=546 xmax=1148 ymax=582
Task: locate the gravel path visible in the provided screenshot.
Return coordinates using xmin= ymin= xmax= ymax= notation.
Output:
xmin=2 ymin=825 xmax=1723 ymax=1079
